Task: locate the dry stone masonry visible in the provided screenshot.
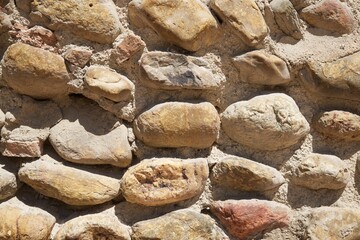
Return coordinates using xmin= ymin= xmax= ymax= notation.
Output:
xmin=0 ymin=0 xmax=360 ymax=239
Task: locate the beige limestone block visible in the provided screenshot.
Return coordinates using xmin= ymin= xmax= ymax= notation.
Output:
xmin=0 ymin=168 xmax=18 ymax=200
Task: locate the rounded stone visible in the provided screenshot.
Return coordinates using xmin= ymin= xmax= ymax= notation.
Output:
xmin=0 ymin=168 xmax=18 ymax=200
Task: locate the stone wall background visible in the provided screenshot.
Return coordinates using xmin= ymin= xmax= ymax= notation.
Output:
xmin=0 ymin=0 xmax=360 ymax=239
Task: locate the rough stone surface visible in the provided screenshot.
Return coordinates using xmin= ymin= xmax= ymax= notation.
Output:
xmin=121 ymin=158 xmax=209 ymax=206
xmin=232 ymin=50 xmax=291 ymax=85
xmin=128 ymin=0 xmax=218 ymax=51
xmin=0 ymin=109 xmax=4 ymax=128
xmin=0 ymin=167 xmax=18 ymax=200
xmin=211 ymin=200 xmax=290 ymax=240
xmin=140 ymin=51 xmax=222 ymax=90
xmin=291 ymin=153 xmax=350 ymax=190
xmin=210 ymin=0 xmax=268 ymax=46
xmin=18 ymin=157 xmax=121 ymax=206
xmin=112 ymin=34 xmax=145 ymax=65
xmin=64 ymin=47 xmax=92 ymax=67
xmin=211 ymin=156 xmax=285 ymax=192
xmin=289 ymin=0 xmax=311 ymax=10
xmin=134 ymin=102 xmax=220 ymax=148
xmin=301 ymin=0 xmax=355 ymax=34
xmin=132 ymin=209 xmax=228 ymax=240
xmin=54 ymin=213 xmax=131 ymax=240
xmin=30 ymin=0 xmax=121 ymax=43
xmin=312 ymin=110 xmax=360 ymax=141
xmin=0 ymin=11 xmax=11 ymax=34
xmin=1 ymin=42 xmax=70 ymax=99
xmin=221 ymin=93 xmax=310 ymax=150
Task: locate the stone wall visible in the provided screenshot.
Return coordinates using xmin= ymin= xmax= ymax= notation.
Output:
xmin=0 ymin=0 xmax=360 ymax=239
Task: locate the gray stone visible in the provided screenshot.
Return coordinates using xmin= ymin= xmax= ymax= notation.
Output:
xmin=0 ymin=167 xmax=18 ymax=200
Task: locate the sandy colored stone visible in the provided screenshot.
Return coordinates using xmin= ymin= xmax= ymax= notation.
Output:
xmin=233 ymin=50 xmax=291 ymax=85
xmin=0 ymin=11 xmax=11 ymax=34
xmin=132 ymin=209 xmax=228 ymax=240
xmin=140 ymin=51 xmax=222 ymax=90
xmin=0 ymin=167 xmax=18 ymax=200
xmin=210 ymin=0 xmax=268 ymax=46
xmin=30 ymin=0 xmax=121 ymax=43
xmin=211 ymin=156 xmax=285 ymax=192
xmin=291 ymin=153 xmax=350 ymax=190
xmin=18 ymin=157 xmax=121 ymax=205
xmin=112 ymin=34 xmax=145 ymax=64
xmin=312 ymin=110 xmax=360 ymax=141
xmin=134 ymin=102 xmax=220 ymax=148
xmin=289 ymin=0 xmax=311 ymax=10
xmin=211 ymin=200 xmax=290 ymax=240
xmin=84 ymin=65 xmax=135 ymax=102
xmin=128 ymin=0 xmax=218 ymax=51
xmin=0 ymin=109 xmax=4 ymax=128
xmin=54 ymin=213 xmax=130 ymax=240
xmin=121 ymin=158 xmax=209 ymax=206
xmin=221 ymin=93 xmax=310 ymax=150
xmin=64 ymin=47 xmax=92 ymax=67
xmin=2 ymin=42 xmax=70 ymax=99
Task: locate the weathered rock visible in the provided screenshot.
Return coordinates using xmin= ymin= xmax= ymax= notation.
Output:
xmin=210 ymin=0 xmax=268 ymax=46
xmin=0 ymin=109 xmax=4 ymax=128
xmin=49 ymin=98 xmax=132 ymax=167
xmin=132 ymin=209 xmax=228 ymax=240
xmin=1 ymin=99 xmax=62 ymax=157
xmin=289 ymin=0 xmax=311 ymax=10
xmin=30 ymin=0 xmax=121 ymax=43
xmin=55 ymin=213 xmax=131 ymax=240
xmin=15 ymin=0 xmax=31 ymax=13
xmin=128 ymin=0 xmax=218 ymax=51
xmin=84 ymin=65 xmax=135 ymax=102
xmin=18 ymin=157 xmax=121 ymax=205
xmin=140 ymin=51 xmax=222 ymax=90
xmin=211 ymin=200 xmax=290 ymax=240
xmin=312 ymin=111 xmax=360 ymax=141
xmin=291 ymin=153 xmax=349 ymax=190
xmin=270 ymin=0 xmax=303 ymax=39
xmin=134 ymin=102 xmax=220 ymax=148
xmin=0 ymin=11 xmax=11 ymax=34
xmin=232 ymin=50 xmax=291 ymax=85
xmin=64 ymin=47 xmax=92 ymax=67
xmin=307 ymin=207 xmax=360 ymax=240
xmin=301 ymin=0 xmax=355 ymax=34
xmin=211 ymin=156 xmax=285 ymax=192
xmin=121 ymin=158 xmax=209 ymax=206
xmin=0 ymin=167 xmax=18 ymax=200
xmin=2 ymin=42 xmax=70 ymax=99
xmin=112 ymin=34 xmax=145 ymax=64
xmin=0 ymin=200 xmax=55 ymax=240
xmin=221 ymin=93 xmax=310 ymax=150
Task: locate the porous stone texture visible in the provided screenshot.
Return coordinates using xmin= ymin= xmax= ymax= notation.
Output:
xmin=0 ymin=167 xmax=18 ymax=200
xmin=121 ymin=158 xmax=209 ymax=206
xmin=211 ymin=156 xmax=285 ymax=192
xmin=18 ymin=157 xmax=121 ymax=206
xmin=291 ymin=153 xmax=350 ymax=190
xmin=134 ymin=102 xmax=220 ymax=148
xmin=221 ymin=93 xmax=310 ymax=150
xmin=232 ymin=50 xmax=291 ymax=85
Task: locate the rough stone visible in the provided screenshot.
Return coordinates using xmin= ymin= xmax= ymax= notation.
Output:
xmin=0 ymin=11 xmax=11 ymax=34
xmin=134 ymin=102 xmax=220 ymax=148
xmin=1 ymin=42 xmax=70 ymax=99
xmin=132 ymin=209 xmax=228 ymax=240
xmin=49 ymin=98 xmax=132 ymax=167
xmin=289 ymin=0 xmax=311 ymax=10
xmin=210 ymin=0 xmax=268 ymax=46
xmin=64 ymin=47 xmax=92 ymax=67
xmin=112 ymin=34 xmax=145 ymax=64
xmin=0 ymin=167 xmax=18 ymax=200
xmin=301 ymin=0 xmax=355 ymax=34
xmin=211 ymin=156 xmax=285 ymax=192
xmin=30 ymin=0 xmax=121 ymax=43
xmin=232 ymin=50 xmax=291 ymax=85
xmin=270 ymin=0 xmax=303 ymax=40
xmin=1 ymin=99 xmax=62 ymax=157
xmin=0 ymin=109 xmax=4 ymax=128
xmin=221 ymin=93 xmax=310 ymax=150
xmin=54 ymin=213 xmax=131 ymax=240
xmin=18 ymin=157 xmax=121 ymax=206
xmin=307 ymin=207 xmax=360 ymax=240
xmin=312 ymin=111 xmax=360 ymax=141
xmin=291 ymin=153 xmax=350 ymax=190
xmin=84 ymin=65 xmax=135 ymax=102
xmin=140 ymin=51 xmax=222 ymax=90
xmin=128 ymin=0 xmax=218 ymax=51
xmin=121 ymin=158 xmax=209 ymax=206
xmin=211 ymin=200 xmax=290 ymax=240
xmin=15 ymin=0 xmax=31 ymax=13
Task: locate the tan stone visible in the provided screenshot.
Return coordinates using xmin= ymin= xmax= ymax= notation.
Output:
xmin=211 ymin=156 xmax=285 ymax=192
xmin=0 ymin=11 xmax=11 ymax=34
xmin=64 ymin=47 xmax=92 ymax=67
xmin=121 ymin=158 xmax=209 ymax=206
xmin=128 ymin=0 xmax=218 ymax=51
xmin=112 ymin=34 xmax=145 ymax=64
xmin=2 ymin=42 xmax=70 ymax=99
xmin=232 ymin=50 xmax=291 ymax=85
xmin=0 ymin=109 xmax=4 ymax=128
xmin=289 ymin=0 xmax=311 ymax=10
xmin=134 ymin=102 xmax=220 ymax=148
xmin=210 ymin=0 xmax=268 ymax=46
xmin=30 ymin=0 xmax=121 ymax=43
xmin=18 ymin=157 xmax=121 ymax=206
xmin=0 ymin=168 xmax=18 ymax=200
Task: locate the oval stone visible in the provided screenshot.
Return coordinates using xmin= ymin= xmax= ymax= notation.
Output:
xmin=0 ymin=167 xmax=18 ymax=200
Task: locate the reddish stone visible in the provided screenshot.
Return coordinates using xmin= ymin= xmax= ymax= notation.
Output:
xmin=211 ymin=200 xmax=290 ymax=240
xmin=64 ymin=47 xmax=92 ymax=67
xmin=112 ymin=34 xmax=145 ymax=64
xmin=2 ymin=140 xmax=43 ymax=157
